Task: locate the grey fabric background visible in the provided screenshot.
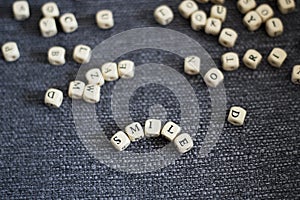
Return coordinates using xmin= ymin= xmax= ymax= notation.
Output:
xmin=0 ymin=0 xmax=299 ymax=199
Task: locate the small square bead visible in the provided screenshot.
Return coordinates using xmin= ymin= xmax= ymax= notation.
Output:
xmin=1 ymin=42 xmax=20 ymax=62
xmin=83 ymin=84 xmax=101 ymax=103
xmin=243 ymin=49 xmax=262 ymax=70
xmin=60 ymin=13 xmax=78 ymax=33
xmin=41 ymin=2 xmax=59 ymax=18
xmin=178 ymin=0 xmax=198 ymax=19
xmin=111 ymin=131 xmax=131 ymax=151
xmin=256 ymin=4 xmax=274 ymax=23
xmin=154 ymin=5 xmax=174 ymax=26
xmin=101 ymin=62 xmax=119 ymax=81
xmin=237 ymin=0 xmax=256 ymax=14
xmin=228 ymin=106 xmax=247 ymax=126
xmin=210 ymin=5 xmax=227 ymax=22
xmin=184 ymin=55 xmax=201 ymax=75
xmin=191 ymin=10 xmax=207 ymax=31
xmin=291 ymin=65 xmax=300 ymax=84
xmin=68 ymin=80 xmax=85 ymax=99
xmin=221 ymin=52 xmax=239 ymax=71
xmin=204 ymin=68 xmax=224 ymax=88
xmin=85 ymin=68 xmax=105 ymax=86
xmin=174 ymin=133 xmax=194 ymax=154
xmin=96 ymin=10 xmax=114 ymax=29
xmin=277 ymin=0 xmax=296 ymax=14
xmin=13 ymin=1 xmax=30 ymax=21
xmin=267 ymin=48 xmax=287 ymax=68
xmin=48 ymin=46 xmax=66 ymax=66
xmin=44 ymin=88 xmax=63 ymax=108
xmin=161 ymin=121 xmax=181 ymax=141
xmin=125 ymin=122 xmax=145 ymax=142
xmin=243 ymin=11 xmax=262 ymax=32
xmin=205 ymin=17 xmax=222 ymax=36
xmin=39 ymin=17 xmax=57 ymax=37
xmin=265 ymin=18 xmax=284 ymax=37
xmin=118 ymin=60 xmax=135 ymax=79
xmin=218 ymin=28 xmax=238 ymax=48
xmin=73 ymin=45 xmax=92 ymax=64
xmin=144 ymin=119 xmax=162 ymax=137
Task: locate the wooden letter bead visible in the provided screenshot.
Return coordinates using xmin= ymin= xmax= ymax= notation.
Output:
xmin=256 ymin=4 xmax=274 ymax=23
xmin=144 ymin=119 xmax=162 ymax=137
xmin=218 ymin=28 xmax=238 ymax=48
xmin=161 ymin=121 xmax=181 ymax=141
xmin=221 ymin=52 xmax=239 ymax=71
xmin=85 ymin=68 xmax=105 ymax=86
xmin=73 ymin=45 xmax=92 ymax=64
xmin=96 ymin=10 xmax=114 ymax=29
xmin=101 ymin=62 xmax=119 ymax=81
xmin=111 ymin=131 xmax=131 ymax=151
xmin=265 ymin=18 xmax=284 ymax=37
xmin=174 ymin=133 xmax=194 ymax=154
xmin=39 ymin=17 xmax=57 ymax=38
xmin=125 ymin=122 xmax=145 ymax=142
xmin=191 ymin=10 xmax=207 ymax=31
xmin=13 ymin=1 xmax=30 ymax=20
xmin=277 ymin=0 xmax=296 ymax=14
xmin=237 ymin=0 xmax=257 ymax=14
xmin=184 ymin=55 xmax=201 ymax=75
xmin=44 ymin=88 xmax=63 ymax=108
xmin=48 ymin=46 xmax=66 ymax=66
xmin=83 ymin=84 xmax=101 ymax=103
xmin=68 ymin=80 xmax=85 ymax=99
xmin=178 ymin=0 xmax=198 ymax=19
xmin=210 ymin=5 xmax=227 ymax=22
xmin=59 ymin=13 xmax=78 ymax=33
xmin=1 ymin=42 xmax=20 ymax=62
xmin=291 ymin=65 xmax=300 ymax=84
xmin=205 ymin=17 xmax=222 ymax=36
xmin=118 ymin=60 xmax=135 ymax=79
xmin=227 ymin=106 xmax=247 ymax=126
xmin=41 ymin=2 xmax=60 ymax=18
xmin=243 ymin=11 xmax=262 ymax=32
xmin=204 ymin=68 xmax=224 ymax=88
xmin=267 ymin=48 xmax=287 ymax=68
xmin=211 ymin=0 xmax=225 ymax=4
xmin=154 ymin=5 xmax=174 ymax=26
xmin=242 ymin=49 xmax=262 ymax=69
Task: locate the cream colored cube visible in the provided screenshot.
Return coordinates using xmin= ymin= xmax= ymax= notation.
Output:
xmin=125 ymin=122 xmax=144 ymax=142
xmin=85 ymin=68 xmax=105 ymax=86
xmin=48 ymin=46 xmax=66 ymax=66
xmin=221 ymin=52 xmax=239 ymax=71
xmin=184 ymin=55 xmax=201 ymax=75
xmin=256 ymin=4 xmax=274 ymax=22
xmin=101 ymin=62 xmax=119 ymax=81
xmin=191 ymin=10 xmax=207 ymax=31
xmin=144 ymin=119 xmax=162 ymax=137
xmin=60 ymin=13 xmax=78 ymax=33
xmin=291 ymin=65 xmax=300 ymax=84
xmin=228 ymin=106 xmax=247 ymax=126
xmin=39 ymin=17 xmax=57 ymax=37
xmin=277 ymin=0 xmax=296 ymax=14
xmin=204 ymin=68 xmax=224 ymax=88
xmin=243 ymin=49 xmax=262 ymax=70
xmin=111 ymin=131 xmax=131 ymax=151
xmin=44 ymin=88 xmax=63 ymax=108
xmin=218 ymin=28 xmax=238 ymax=48
xmin=178 ymin=0 xmax=198 ymax=19
xmin=118 ymin=60 xmax=135 ymax=79
xmin=96 ymin=10 xmax=114 ymax=29
xmin=174 ymin=133 xmax=194 ymax=154
xmin=13 ymin=1 xmax=30 ymax=20
xmin=267 ymin=48 xmax=287 ymax=68
xmin=210 ymin=5 xmax=227 ymax=22
xmin=266 ymin=18 xmax=284 ymax=37
xmin=83 ymin=84 xmax=101 ymax=103
xmin=1 ymin=42 xmax=20 ymax=62
xmin=205 ymin=17 xmax=222 ymax=36
xmin=211 ymin=0 xmax=225 ymax=4
xmin=73 ymin=45 xmax=91 ymax=64
xmin=68 ymin=80 xmax=85 ymax=99
xmin=237 ymin=0 xmax=256 ymax=14
xmin=243 ymin=11 xmax=262 ymax=32
xmin=154 ymin=5 xmax=174 ymax=26
xmin=161 ymin=121 xmax=181 ymax=141
xmin=41 ymin=2 xmax=60 ymax=18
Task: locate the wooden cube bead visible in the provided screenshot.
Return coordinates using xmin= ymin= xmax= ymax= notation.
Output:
xmin=291 ymin=65 xmax=300 ymax=84
xmin=228 ymin=106 xmax=247 ymax=126
xmin=48 ymin=46 xmax=66 ymax=66
xmin=96 ymin=10 xmax=114 ymax=29
xmin=178 ymin=0 xmax=198 ymax=19
xmin=85 ymin=68 xmax=105 ymax=86
xmin=161 ymin=121 xmax=181 ymax=141
xmin=154 ymin=5 xmax=174 ymax=26
xmin=191 ymin=10 xmax=207 ymax=31
xmin=205 ymin=17 xmax=222 ymax=36
xmin=13 ymin=1 xmax=30 ymax=21
xmin=211 ymin=0 xmax=225 ymax=4
xmin=41 ymin=2 xmax=60 ymax=18
xmin=68 ymin=80 xmax=85 ymax=99
xmin=1 ymin=42 xmax=20 ymax=62
xmin=210 ymin=5 xmax=227 ymax=22
xmin=118 ymin=60 xmax=135 ymax=79
xmin=111 ymin=131 xmax=131 ymax=151
xmin=60 ymin=13 xmax=78 ymax=33
xmin=83 ymin=84 xmax=101 ymax=103
xmin=184 ymin=55 xmax=201 ymax=75
xmin=204 ymin=68 xmax=224 ymax=88
xmin=277 ymin=0 xmax=296 ymax=14
xmin=243 ymin=49 xmax=262 ymax=70
xmin=39 ymin=17 xmax=57 ymax=38
xmin=145 ymin=119 xmax=162 ymax=137
xmin=221 ymin=52 xmax=240 ymax=71
xmin=125 ymin=122 xmax=145 ymax=142
xmin=73 ymin=45 xmax=92 ymax=64
xmin=265 ymin=18 xmax=284 ymax=37
xmin=256 ymin=4 xmax=274 ymax=23
xmin=174 ymin=133 xmax=194 ymax=154
xmin=101 ymin=62 xmax=119 ymax=81
xmin=243 ymin=11 xmax=262 ymax=32
xmin=267 ymin=48 xmax=287 ymax=68
xmin=44 ymin=88 xmax=63 ymax=108
xmin=237 ymin=0 xmax=257 ymax=14
xmin=219 ymin=28 xmax=238 ymax=48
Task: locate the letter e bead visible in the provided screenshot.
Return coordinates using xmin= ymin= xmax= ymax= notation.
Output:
xmin=174 ymin=133 xmax=194 ymax=154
